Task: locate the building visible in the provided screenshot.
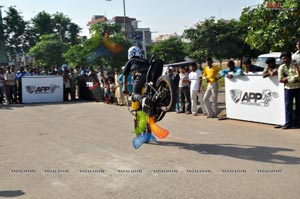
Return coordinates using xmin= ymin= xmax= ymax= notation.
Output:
xmin=87 ymin=15 xmax=152 ymax=46
xmin=153 ymin=33 xmax=180 ymax=43
xmin=87 ymin=15 xmax=108 ymax=34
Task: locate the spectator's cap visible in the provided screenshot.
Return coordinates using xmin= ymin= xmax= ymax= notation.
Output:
xmin=168 ymin=66 xmax=173 ymax=70
xmin=280 ymin=52 xmax=292 ymax=59
xmin=243 ymin=58 xmax=252 ymax=64
xmin=265 ymin=57 xmax=276 ymax=64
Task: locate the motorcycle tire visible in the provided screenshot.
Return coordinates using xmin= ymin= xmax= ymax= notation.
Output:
xmin=155 ymin=75 xmax=176 ymax=112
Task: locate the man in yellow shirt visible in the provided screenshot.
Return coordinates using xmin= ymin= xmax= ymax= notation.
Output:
xmin=202 ymin=58 xmax=220 ymax=118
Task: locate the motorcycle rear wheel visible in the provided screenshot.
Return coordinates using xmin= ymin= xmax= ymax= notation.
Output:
xmin=155 ymin=75 xmax=176 ymax=113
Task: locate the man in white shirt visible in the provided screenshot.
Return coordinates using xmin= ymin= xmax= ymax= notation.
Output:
xmin=178 ymin=66 xmax=191 ymax=113
xmin=188 ymin=62 xmax=207 ymax=116
xmin=5 ymin=66 xmax=16 ymax=104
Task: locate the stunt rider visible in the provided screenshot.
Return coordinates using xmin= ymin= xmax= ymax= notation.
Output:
xmin=122 ymin=46 xmax=157 ymax=148
xmin=123 ymin=46 xmax=148 ymax=104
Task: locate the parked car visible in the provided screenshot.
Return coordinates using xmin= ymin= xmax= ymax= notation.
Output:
xmin=254 ymin=52 xmax=282 ymax=68
xmin=162 ymin=61 xmax=194 ymax=75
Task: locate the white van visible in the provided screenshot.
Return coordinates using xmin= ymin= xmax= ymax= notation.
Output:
xmin=254 ymin=52 xmax=282 ymax=68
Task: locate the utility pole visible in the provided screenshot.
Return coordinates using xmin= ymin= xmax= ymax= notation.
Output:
xmin=123 ymin=0 xmax=127 ymax=40
xmin=0 ymin=6 xmax=7 ymax=65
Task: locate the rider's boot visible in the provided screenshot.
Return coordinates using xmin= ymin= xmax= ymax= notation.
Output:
xmin=143 ymin=132 xmax=158 ymax=143
xmin=132 ymin=132 xmax=158 ymax=149
xmin=132 ymin=134 xmax=146 ymax=149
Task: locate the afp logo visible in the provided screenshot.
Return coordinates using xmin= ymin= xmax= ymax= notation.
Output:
xmin=230 ymin=89 xmax=242 ymax=103
xmin=26 ymin=84 xmax=60 ymax=94
xmin=230 ymin=89 xmax=279 ymax=107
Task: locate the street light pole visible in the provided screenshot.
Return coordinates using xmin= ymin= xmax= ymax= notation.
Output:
xmin=142 ymin=30 xmax=157 ymax=59
xmin=122 ymin=0 xmax=127 ymax=40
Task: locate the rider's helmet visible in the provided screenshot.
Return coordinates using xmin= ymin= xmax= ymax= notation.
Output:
xmin=128 ymin=46 xmax=142 ymax=60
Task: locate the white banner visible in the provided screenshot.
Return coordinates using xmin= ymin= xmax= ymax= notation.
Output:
xmin=22 ymin=76 xmax=63 ymax=103
xmin=225 ymin=75 xmax=285 ymax=125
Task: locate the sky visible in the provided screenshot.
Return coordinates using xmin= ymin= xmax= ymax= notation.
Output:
xmin=1 ymin=0 xmax=263 ymax=39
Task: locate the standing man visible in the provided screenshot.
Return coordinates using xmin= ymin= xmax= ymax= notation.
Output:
xmin=114 ymin=68 xmax=125 ymax=106
xmin=178 ymin=66 xmax=191 ymax=114
xmin=5 ymin=65 xmax=16 ymax=104
xmin=278 ymin=52 xmax=300 ymax=129
xmin=15 ymin=66 xmax=30 ymax=104
xmin=69 ymin=68 xmax=77 ymax=101
xmin=189 ymin=62 xmax=205 ymax=116
xmin=203 ymin=58 xmax=220 ymax=118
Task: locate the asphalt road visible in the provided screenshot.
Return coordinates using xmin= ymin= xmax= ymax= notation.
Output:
xmin=0 ymin=102 xmax=300 ymax=199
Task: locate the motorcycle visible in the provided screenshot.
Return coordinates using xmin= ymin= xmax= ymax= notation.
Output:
xmin=130 ymin=56 xmax=176 ymax=149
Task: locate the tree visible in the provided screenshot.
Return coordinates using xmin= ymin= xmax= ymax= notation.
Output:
xmin=22 ymin=23 xmax=36 ymax=53
xmin=3 ymin=6 xmax=27 ymax=57
xmin=29 ymin=34 xmax=68 ymax=67
xmin=31 ymin=11 xmax=54 ymax=37
xmin=68 ymin=23 xmax=81 ymax=45
xmin=151 ymin=37 xmax=186 ymax=64
xmin=183 ymin=17 xmax=255 ymax=63
xmin=31 ymin=11 xmax=81 ymax=45
xmin=53 ymin=12 xmax=71 ymax=43
xmin=241 ymin=0 xmax=300 ymax=52
xmin=63 ymin=44 xmax=88 ymax=67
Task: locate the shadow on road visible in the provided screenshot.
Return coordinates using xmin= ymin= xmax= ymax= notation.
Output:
xmin=0 ymin=190 xmax=25 ymax=197
xmin=156 ymin=142 xmax=300 ymax=165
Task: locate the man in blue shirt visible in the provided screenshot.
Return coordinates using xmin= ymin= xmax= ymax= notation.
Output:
xmin=15 ymin=66 xmax=30 ymax=103
xmin=218 ymin=60 xmax=242 ymax=79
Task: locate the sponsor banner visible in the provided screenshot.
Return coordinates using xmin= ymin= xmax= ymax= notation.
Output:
xmin=225 ymin=75 xmax=285 ymax=125
xmin=22 ymin=76 xmax=63 ymax=103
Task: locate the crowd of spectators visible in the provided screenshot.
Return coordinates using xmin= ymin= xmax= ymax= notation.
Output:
xmin=0 ymin=64 xmax=132 ymax=105
xmin=164 ymin=42 xmax=299 ymax=129
xmin=1 ymin=41 xmax=299 ymax=129
xmin=164 ymin=58 xmax=241 ymax=117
